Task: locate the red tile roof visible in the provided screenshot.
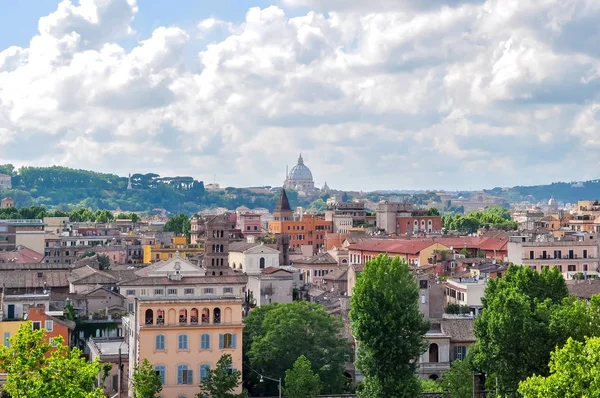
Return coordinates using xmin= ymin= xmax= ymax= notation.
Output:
xmin=347 ymin=239 xmax=437 ymax=255
xmin=0 ymin=247 xmax=45 ymax=264
xmin=262 ymin=267 xmax=292 ymax=275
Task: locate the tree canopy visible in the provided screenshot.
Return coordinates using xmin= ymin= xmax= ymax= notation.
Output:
xmin=442 ymin=205 xmax=517 ymax=233
xmin=350 ymin=255 xmax=430 ymax=398
xmin=163 ymin=214 xmax=191 ymax=241
xmin=284 ymin=355 xmax=322 ymax=398
xmin=244 ymin=302 xmax=348 ymax=396
xmin=132 ymin=358 xmax=162 ymax=398
xmin=196 ymin=354 xmax=245 ymax=398
xmin=472 ymin=265 xmax=586 ymax=393
xmin=0 ymin=322 xmax=105 ymax=398
xmin=519 ymin=336 xmax=600 ymax=398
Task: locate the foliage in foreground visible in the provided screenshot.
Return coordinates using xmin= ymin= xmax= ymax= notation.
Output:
xmin=0 ymin=322 xmax=105 ymax=398
xmin=244 ymin=301 xmax=348 ymax=396
xmin=132 ymin=358 xmax=162 ymax=398
xmin=351 ymin=255 xmax=430 ymax=398
xmin=197 ymin=354 xmax=246 ymax=398
xmin=519 ymin=337 xmax=600 ymax=397
xmin=284 ymin=355 xmax=322 ymax=398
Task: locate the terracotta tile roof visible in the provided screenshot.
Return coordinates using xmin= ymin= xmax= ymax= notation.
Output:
xmin=440 ymin=318 xmax=476 ymax=342
xmin=347 ymin=239 xmax=436 ymax=255
xmin=292 ymin=253 xmax=338 ymax=265
xmin=567 ymin=280 xmax=600 ymax=300
xmin=229 ymin=241 xmax=262 ymax=252
xmin=262 ymin=267 xmax=292 ymax=275
xmin=1 ymin=270 xmax=71 ymax=289
xmin=0 ymin=247 xmax=44 ymax=264
xmin=323 ymin=269 xmax=348 ymax=281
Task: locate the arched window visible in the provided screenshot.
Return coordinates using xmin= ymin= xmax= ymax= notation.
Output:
xmin=145 ymin=309 xmax=154 ymax=325
xmin=414 ymin=220 xmax=418 ymax=230
xmin=179 ymin=309 xmax=188 ymax=325
xmin=220 ymin=244 xmax=224 ymax=252
xmin=154 ymin=365 xmax=166 ymax=385
xmin=232 ymin=262 xmax=236 ymax=269
xmin=428 ymin=220 xmax=433 ymax=226
xmin=219 ymin=333 xmax=236 ymax=349
xmin=201 ymin=308 xmax=210 ymax=324
xmin=342 ymin=259 xmax=348 ymax=264
xmin=429 ymin=343 xmax=439 ymax=363
xmin=156 ymin=309 xmax=165 ymax=325
xmin=200 ymin=364 xmax=211 ymax=381
xmin=259 ymin=257 xmax=266 ymax=269
xmin=421 ymin=220 xmax=426 ymax=228
xmin=155 ymin=334 xmax=165 ymax=351
xmin=178 ymin=334 xmax=188 ymax=350
xmin=213 ymin=308 xmax=221 ymax=324
xmin=190 ymin=308 xmax=198 ymax=324
xmin=201 ymin=334 xmax=210 ymax=349
xmin=177 ymin=364 xmax=193 ymax=385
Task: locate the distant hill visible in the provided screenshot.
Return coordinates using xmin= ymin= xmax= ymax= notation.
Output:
xmin=485 ymin=179 xmax=600 ymax=204
xmin=0 ymin=164 xmax=304 ymax=215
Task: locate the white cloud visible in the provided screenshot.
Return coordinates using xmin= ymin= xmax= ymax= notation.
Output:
xmin=1 ymin=0 xmax=600 ymax=190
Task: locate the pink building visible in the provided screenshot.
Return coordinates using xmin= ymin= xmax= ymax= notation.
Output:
xmin=236 ymin=213 xmax=262 ymax=237
xmin=95 ymin=247 xmax=128 ymax=265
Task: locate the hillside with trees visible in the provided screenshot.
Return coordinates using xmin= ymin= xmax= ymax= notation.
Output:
xmin=485 ymin=179 xmax=600 ymax=204
xmin=0 ymin=164 xmax=301 ymax=215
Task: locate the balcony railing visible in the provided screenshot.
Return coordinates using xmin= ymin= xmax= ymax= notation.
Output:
xmin=145 ymin=318 xmax=153 ymax=325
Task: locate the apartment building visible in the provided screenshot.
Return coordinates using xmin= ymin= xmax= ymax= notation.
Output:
xmin=507 ymin=235 xmax=599 ymax=279
xmin=375 ymin=202 xmax=442 ymax=235
xmin=124 ymin=276 xmax=245 ymax=398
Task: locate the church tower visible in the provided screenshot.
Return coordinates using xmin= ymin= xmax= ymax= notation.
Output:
xmin=273 ymin=188 xmax=294 ymax=221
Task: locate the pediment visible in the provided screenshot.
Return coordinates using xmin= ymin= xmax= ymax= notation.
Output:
xmin=244 ymin=245 xmax=280 ymax=255
xmin=142 ymin=254 xmax=206 ymax=277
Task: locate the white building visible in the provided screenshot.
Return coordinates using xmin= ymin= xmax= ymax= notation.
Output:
xmin=228 ymin=241 xmax=280 ymax=275
xmin=246 ymin=268 xmax=295 ymax=307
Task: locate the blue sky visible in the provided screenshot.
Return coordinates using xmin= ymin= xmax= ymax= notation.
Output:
xmin=0 ymin=0 xmax=599 ymax=191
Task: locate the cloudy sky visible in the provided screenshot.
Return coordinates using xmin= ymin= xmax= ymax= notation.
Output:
xmin=1 ymin=0 xmax=599 ymax=191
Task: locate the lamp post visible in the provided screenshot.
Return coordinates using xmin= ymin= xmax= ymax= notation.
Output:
xmin=259 ymin=374 xmax=282 ymax=398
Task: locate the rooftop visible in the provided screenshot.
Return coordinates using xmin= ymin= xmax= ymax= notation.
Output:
xmin=90 ymin=338 xmax=129 ymax=356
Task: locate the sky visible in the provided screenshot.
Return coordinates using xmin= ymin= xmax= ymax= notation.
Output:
xmin=1 ymin=0 xmax=599 ymax=192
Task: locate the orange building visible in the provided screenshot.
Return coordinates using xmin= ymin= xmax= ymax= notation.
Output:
xmin=268 ymin=189 xmax=332 ymax=253
xmin=26 ymin=307 xmax=75 ymax=348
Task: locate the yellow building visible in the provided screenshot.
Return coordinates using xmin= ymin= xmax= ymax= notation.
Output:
xmin=0 ymin=320 xmax=26 ymax=347
xmin=143 ymin=236 xmax=204 ymax=264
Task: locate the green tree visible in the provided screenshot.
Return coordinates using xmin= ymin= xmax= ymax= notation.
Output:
xmin=0 ymin=322 xmax=105 ymax=398
xmin=132 ymin=358 xmax=162 ymax=398
xmin=426 ymin=207 xmax=440 ymax=216
xmin=245 ymin=302 xmax=348 ymax=396
xmin=83 ymin=251 xmax=110 ymax=270
xmin=284 ymin=355 xmax=322 ymax=398
xmin=350 ymin=255 xmax=430 ymax=398
xmin=94 ymin=209 xmax=114 ymax=223
xmin=419 ymin=379 xmax=442 ymax=393
xmin=440 ymin=359 xmax=473 ymax=398
xmin=519 ymin=337 xmax=600 ymax=397
xmin=196 ymin=354 xmax=245 ymax=398
xmin=473 ymin=265 xmax=570 ymax=393
xmin=163 ymin=214 xmax=191 ymax=242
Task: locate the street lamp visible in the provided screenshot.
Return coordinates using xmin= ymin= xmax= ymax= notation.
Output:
xmin=258 ymin=373 xmax=282 ymax=398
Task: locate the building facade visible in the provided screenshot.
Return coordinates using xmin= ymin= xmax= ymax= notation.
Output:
xmin=375 ymin=202 xmax=442 ymax=235
xmin=228 ymin=241 xmax=280 ymax=275
xmin=125 ymin=295 xmax=244 ymax=398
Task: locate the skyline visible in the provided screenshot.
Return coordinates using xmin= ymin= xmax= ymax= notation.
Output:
xmin=1 ymin=0 xmax=599 ymax=191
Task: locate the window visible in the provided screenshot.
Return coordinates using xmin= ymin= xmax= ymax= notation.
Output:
xmin=203 ymin=288 xmax=214 ymax=294
xmin=219 ymin=333 xmax=236 ymax=349
xmin=3 ymin=332 xmax=10 ymax=347
xmin=126 ymin=289 xmax=136 ymax=296
xmin=200 ymin=364 xmax=211 ymax=381
xmin=254 ymin=226 xmax=258 ymax=231
xmin=429 ymin=343 xmax=439 ymax=363
xmin=49 ymin=338 xmax=57 ymax=348
xmin=154 ymin=365 xmax=166 ymax=385
xmin=201 ymin=334 xmax=211 ymax=349
xmin=584 ymin=264 xmax=589 ymax=272
xmin=141 ymin=289 xmax=147 ymax=296
xmin=167 ymin=289 xmax=178 ymax=296
xmin=224 ymin=287 xmax=233 ymax=294
xmin=568 ymin=264 xmax=576 ymax=272
xmin=178 ymin=334 xmax=188 ymax=350
xmin=45 ymin=320 xmax=53 ymax=332
xmin=177 ymin=365 xmax=193 ymax=385
xmin=128 ymin=303 xmax=134 ymax=313
xmin=155 ymin=334 xmax=166 ymax=351
xmin=32 ymin=321 xmax=41 ymax=331
xmin=259 ymin=257 xmax=266 ymax=269
xmin=184 ymin=288 xmax=195 ymax=295
xmin=454 ymin=345 xmax=466 ymax=361
xmin=154 ymin=289 xmax=164 ymax=296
